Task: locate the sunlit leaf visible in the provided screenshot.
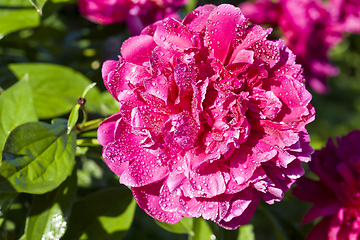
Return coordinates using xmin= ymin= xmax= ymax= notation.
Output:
xmin=0 ymin=119 xmax=76 ymax=194
xmin=8 ymin=63 xmax=101 ymax=119
xmin=67 ymin=104 xmax=80 ymax=134
xmin=0 ymin=0 xmax=40 ymax=38
xmin=23 ymin=168 xmax=76 ymax=240
xmin=185 ymin=0 xmax=197 ymax=14
xmin=0 ymin=75 xmax=38 ymax=157
xmin=190 ymin=218 xmax=215 ymax=240
xmin=155 ymin=217 xmax=194 ymax=236
xmin=238 ymin=224 xmax=255 ymax=240
xmin=62 ymin=186 xmax=136 ymax=240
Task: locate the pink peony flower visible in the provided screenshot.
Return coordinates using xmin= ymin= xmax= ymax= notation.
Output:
xmin=78 ymin=0 xmax=187 ymax=35
xmin=97 ymin=4 xmax=315 ymax=229
xmin=239 ymin=0 xmax=359 ymax=94
xmin=293 ymin=130 xmax=360 ymax=239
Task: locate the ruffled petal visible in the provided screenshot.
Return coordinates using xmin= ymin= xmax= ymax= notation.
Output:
xmin=205 ymin=4 xmax=247 ymax=64
xmin=154 ymin=18 xmax=193 ymax=49
xmin=132 ymin=181 xmax=184 ymax=224
xmin=97 ymin=112 xmax=122 ymax=146
xmin=121 ymin=35 xmax=158 ymax=65
xmin=218 ymin=192 xmax=260 ymax=230
xmin=182 ymin=4 xmax=216 ymax=33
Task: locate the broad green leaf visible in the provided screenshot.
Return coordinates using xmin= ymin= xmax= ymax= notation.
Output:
xmin=62 ymin=186 xmax=136 ymax=240
xmin=28 ymin=0 xmax=47 ymax=15
xmin=0 ymin=192 xmax=19 ymax=227
xmin=0 ymin=119 xmax=76 ymax=194
xmin=190 ymin=218 xmax=215 ymax=240
xmin=155 ymin=217 xmax=194 ymax=236
xmin=24 ymin=167 xmax=76 ymax=240
xmin=238 ymin=224 xmax=255 ymax=240
xmin=8 ymin=63 xmax=101 ymax=119
xmin=0 ymin=9 xmax=40 ymax=38
xmin=0 ymin=75 xmax=38 ymax=156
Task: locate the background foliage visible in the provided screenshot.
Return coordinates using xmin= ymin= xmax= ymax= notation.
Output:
xmin=0 ymin=0 xmax=359 ymax=239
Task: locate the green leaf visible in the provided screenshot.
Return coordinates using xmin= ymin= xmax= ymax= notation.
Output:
xmin=81 ymin=82 xmax=97 ymax=98
xmin=98 ymin=92 xmax=120 ymax=116
xmin=190 ymin=218 xmax=215 ymax=240
xmin=185 ymin=0 xmax=197 ymax=14
xmin=0 ymin=75 xmax=38 ymax=156
xmin=0 ymin=9 xmax=40 ymax=39
xmin=237 ymin=224 xmax=255 ymax=240
xmin=0 ymin=119 xmax=76 ymax=194
xmin=0 ymin=0 xmax=41 ymax=39
xmin=23 ymin=167 xmax=76 ymax=240
xmin=259 ymin=206 xmax=289 ymax=240
xmin=0 ymin=192 xmax=19 ymax=227
xmin=8 ymin=63 xmax=101 ymax=119
xmin=28 ymin=0 xmax=47 ymax=15
xmin=62 ymin=186 xmax=136 ymax=240
xmin=155 ymin=217 xmax=194 ymax=236
xmin=67 ymin=104 xmax=80 ymax=134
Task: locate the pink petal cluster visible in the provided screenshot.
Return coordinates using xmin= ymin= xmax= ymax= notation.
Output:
xmin=239 ymin=0 xmax=360 ymax=94
xmin=293 ymin=130 xmax=360 ymax=240
xmin=97 ymin=4 xmax=315 ymax=229
xmin=78 ymin=0 xmax=187 ymax=35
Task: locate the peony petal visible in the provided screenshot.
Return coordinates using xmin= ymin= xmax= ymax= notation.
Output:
xmin=97 ymin=112 xmax=122 ymax=146
xmin=130 ymin=105 xmax=169 ymax=133
xmin=303 ymin=200 xmax=342 ymax=224
xmin=102 ymin=60 xmax=118 ymax=84
xmin=159 ymin=181 xmax=182 ymax=212
xmin=143 ymin=75 xmax=169 ymax=103
xmin=78 ymin=0 xmax=127 ymax=25
xmin=239 ymin=0 xmax=281 ymax=26
xmin=205 ymin=4 xmax=247 ymax=64
xmin=281 ymin=160 xmax=305 ymax=179
xmin=132 ymin=181 xmax=184 ymax=224
xmin=230 ymin=25 xmax=272 ymax=63
xmin=179 ymin=194 xmax=232 ymax=221
xmin=121 ymin=35 xmax=158 ymax=65
xmin=218 ymin=192 xmax=260 ymax=230
xmin=154 ymin=18 xmax=193 ymax=49
xmin=103 ymin=58 xmax=151 ymax=101
xmin=182 ymin=5 xmax=216 ymax=32
xmin=265 ymin=76 xmax=313 ymax=125
xmin=306 ymin=217 xmax=332 ymax=240
xmin=174 ymin=63 xmax=199 ymax=102
xmin=292 ymin=177 xmax=337 ymax=203
xmin=120 ymin=151 xmax=169 ymax=187
xmin=188 ymin=162 xmax=226 ymax=197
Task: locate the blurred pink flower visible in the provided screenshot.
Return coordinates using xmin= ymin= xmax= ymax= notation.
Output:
xmin=78 ymin=0 xmax=187 ymax=35
xmin=293 ymin=130 xmax=360 ymax=239
xmin=330 ymin=0 xmax=360 ymax=34
xmin=240 ymin=0 xmax=359 ymax=94
xmin=97 ymin=4 xmax=315 ymax=229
